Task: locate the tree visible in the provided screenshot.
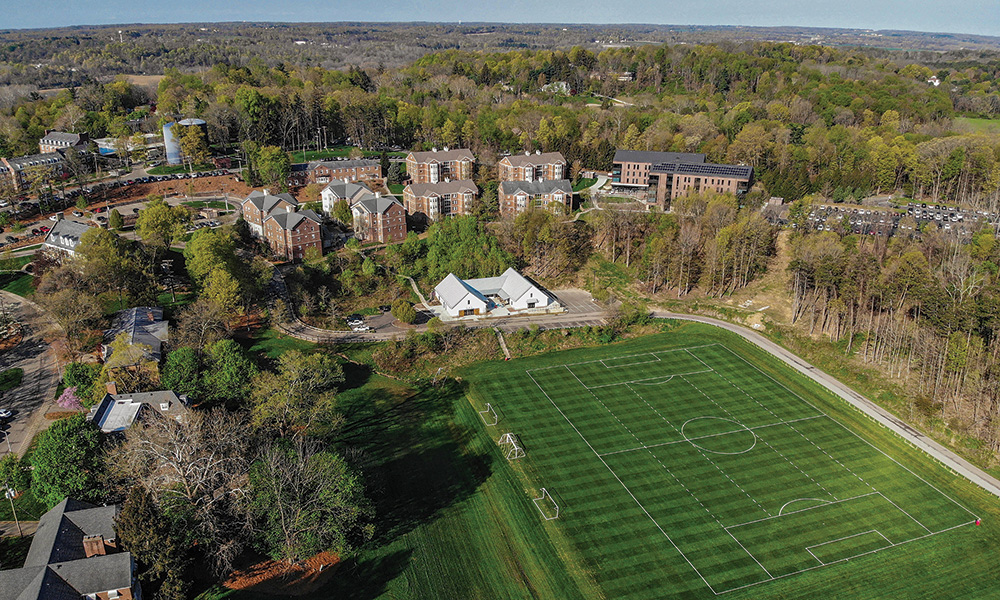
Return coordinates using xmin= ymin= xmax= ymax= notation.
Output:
xmin=202 ymin=339 xmax=257 ymax=408
xmin=30 ymin=415 xmax=104 ymax=508
xmin=202 ymin=267 xmax=242 ymax=314
xmin=0 ymin=454 xmax=31 ymax=495
xmin=391 ymin=299 xmax=417 ymax=324
xmin=112 ymin=409 xmax=253 ymax=575
xmin=63 ymin=362 xmax=101 ymax=400
xmin=178 ymin=124 xmax=209 ymax=172
xmin=109 ymin=208 xmax=124 ymax=230
xmin=332 ymin=199 xmax=352 ymax=225
xmin=162 ymin=348 xmax=201 ymax=399
xmin=34 ymin=288 xmax=102 ymax=351
xmin=249 ymin=438 xmax=373 ymax=563
xmin=115 ymin=486 xmax=191 ymax=600
xmin=136 ymin=197 xmax=187 ymax=256
xmin=250 ymin=351 xmax=344 ymax=437
xmin=173 ymin=298 xmax=231 ymax=351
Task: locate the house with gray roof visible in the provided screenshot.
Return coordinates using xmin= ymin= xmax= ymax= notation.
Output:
xmin=86 ymin=390 xmax=188 ymax=433
xmin=240 ymin=190 xmax=298 ymax=238
xmin=306 ymin=158 xmax=380 ymax=185
xmin=102 ymin=306 xmax=168 ymax=363
xmin=38 ymin=131 xmax=88 ymax=154
xmin=0 ymin=498 xmax=138 ymax=600
xmin=406 ymin=148 xmax=475 ymax=184
xmin=498 ymin=179 xmax=573 ymax=217
xmin=263 ymin=208 xmax=324 ymax=260
xmin=499 ymin=151 xmax=567 ymax=182
xmin=41 ymin=219 xmax=94 ymax=258
xmin=433 ymin=268 xmax=556 ymax=318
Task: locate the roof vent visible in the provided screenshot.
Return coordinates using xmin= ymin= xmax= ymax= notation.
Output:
xmin=536 ymin=149 xmax=541 ymax=154
xmin=525 ymin=151 xmax=530 ymax=156
xmin=431 ymin=147 xmax=437 ymax=152
xmin=443 ymin=146 xmax=449 ymax=152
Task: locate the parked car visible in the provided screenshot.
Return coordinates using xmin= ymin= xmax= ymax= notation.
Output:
xmin=0 ymin=409 xmax=11 ymax=420
xmin=72 ymin=211 xmax=83 ymax=217
xmin=48 ymin=215 xmax=60 ymax=221
xmin=351 ymin=324 xmax=371 ymax=332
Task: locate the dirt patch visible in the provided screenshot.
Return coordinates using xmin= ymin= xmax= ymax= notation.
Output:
xmin=222 ymin=551 xmax=340 ymax=596
xmin=121 ymin=74 xmax=165 ymax=88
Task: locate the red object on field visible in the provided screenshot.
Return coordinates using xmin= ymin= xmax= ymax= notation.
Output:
xmin=976 ymin=519 xmax=982 ymax=526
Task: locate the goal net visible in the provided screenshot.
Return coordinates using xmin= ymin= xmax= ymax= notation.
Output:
xmin=497 ymin=432 xmax=525 ymax=460
xmin=533 ymin=488 xmax=560 ymax=520
xmin=479 ymin=403 xmax=499 ymax=426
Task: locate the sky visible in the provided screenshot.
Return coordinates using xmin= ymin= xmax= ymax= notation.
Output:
xmin=1 ymin=0 xmax=998 ymax=38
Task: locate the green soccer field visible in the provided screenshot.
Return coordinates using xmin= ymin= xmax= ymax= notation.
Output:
xmin=470 ymin=338 xmax=980 ymax=598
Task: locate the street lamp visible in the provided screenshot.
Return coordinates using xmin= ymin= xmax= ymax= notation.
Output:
xmin=4 ymin=487 xmax=21 ymax=537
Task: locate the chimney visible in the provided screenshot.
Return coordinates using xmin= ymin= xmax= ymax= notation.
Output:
xmin=83 ymin=534 xmax=107 ymax=557
xmin=105 ymin=381 xmax=118 ymax=395
xmin=431 ymin=147 xmax=437 ymax=152
xmin=375 ymin=192 xmax=381 ymax=198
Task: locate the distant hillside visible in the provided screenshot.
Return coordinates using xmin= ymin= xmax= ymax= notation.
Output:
xmin=0 ymin=22 xmax=998 ymax=89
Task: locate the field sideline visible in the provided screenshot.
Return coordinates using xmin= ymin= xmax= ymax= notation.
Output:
xmin=463 ymin=323 xmax=1000 ymax=599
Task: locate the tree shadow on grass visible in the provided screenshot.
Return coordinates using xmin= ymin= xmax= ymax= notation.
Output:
xmin=336 ymin=379 xmax=493 ymax=545
xmin=305 ymin=548 xmax=413 ymax=600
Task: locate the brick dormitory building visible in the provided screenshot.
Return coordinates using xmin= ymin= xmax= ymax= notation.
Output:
xmin=611 ymin=149 xmax=754 ymax=209
xmin=240 ymin=190 xmax=323 ymax=260
xmin=406 ymin=147 xmax=475 ymax=184
xmin=403 ymin=179 xmax=479 ymax=222
xmin=498 ymin=151 xmax=567 ymax=182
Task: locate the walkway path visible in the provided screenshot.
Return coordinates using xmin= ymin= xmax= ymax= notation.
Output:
xmin=652 ymin=310 xmax=1000 ymax=500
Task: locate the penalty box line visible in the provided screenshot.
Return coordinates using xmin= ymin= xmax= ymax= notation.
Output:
xmin=526 ymin=369 xmax=722 ymax=596
xmin=599 ymin=414 xmax=826 ymax=457
xmin=525 ymin=344 xmax=719 ymax=373
xmin=584 ymin=369 xmax=713 ymax=389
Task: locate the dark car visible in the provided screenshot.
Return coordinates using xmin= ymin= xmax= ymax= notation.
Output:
xmin=379 ymin=305 xmax=391 ymax=312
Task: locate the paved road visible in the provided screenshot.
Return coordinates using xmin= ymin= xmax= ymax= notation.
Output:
xmin=652 ymin=310 xmax=1000 ymax=501
xmin=0 ymin=292 xmax=63 ymax=457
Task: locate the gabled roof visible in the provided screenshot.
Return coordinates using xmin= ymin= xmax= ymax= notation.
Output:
xmin=464 ymin=268 xmax=539 ymax=303
xmin=352 ymin=196 xmax=403 ymax=216
xmin=613 ymin=150 xmax=706 ymax=165
xmin=5 ymin=152 xmax=65 ymax=170
xmin=24 ymin=498 xmax=117 ymax=567
xmin=243 ymin=190 xmax=298 ymax=215
xmin=499 ymin=179 xmax=573 ymax=196
xmin=42 ymin=220 xmax=94 ymax=253
xmin=103 ymin=307 xmax=167 ymax=362
xmin=434 ymin=273 xmax=489 ymax=311
xmin=308 ymin=158 xmax=379 ymax=170
xmin=322 ymin=180 xmax=374 ymax=202
xmin=39 ymin=131 xmax=84 ymax=145
xmin=407 ymin=148 xmax=475 ymax=163
xmin=405 ymin=180 xmax=478 ymax=197
xmin=266 ymin=208 xmax=322 ymax=231
xmin=501 ymin=152 xmax=566 ymax=167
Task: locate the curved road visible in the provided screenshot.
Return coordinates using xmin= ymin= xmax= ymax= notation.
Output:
xmin=653 ymin=310 xmax=1000 ymax=500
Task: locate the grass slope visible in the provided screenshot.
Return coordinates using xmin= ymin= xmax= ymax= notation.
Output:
xmin=461 ymin=322 xmax=1000 ymax=599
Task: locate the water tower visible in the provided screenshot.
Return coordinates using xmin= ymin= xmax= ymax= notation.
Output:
xmin=162 ymin=118 xmax=207 ymax=165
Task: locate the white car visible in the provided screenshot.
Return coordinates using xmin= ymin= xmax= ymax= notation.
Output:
xmin=351 ymin=324 xmax=371 ymax=332
xmin=0 ymin=409 xmax=12 ymax=420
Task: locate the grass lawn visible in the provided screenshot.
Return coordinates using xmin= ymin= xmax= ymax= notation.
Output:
xmin=0 ymin=273 xmax=33 ymax=297
xmin=573 ymin=177 xmax=597 ymax=192
xmin=183 ymin=200 xmax=230 ymax=209
xmin=241 ymin=327 xmax=321 ymax=362
xmin=388 ymin=184 xmax=404 ymax=195
xmin=289 ymin=147 xmax=406 ymax=163
xmin=196 ymin=323 xmax=1000 ymax=599
xmin=0 ymin=488 xmax=48 ymax=522
xmin=458 ymin=323 xmax=1000 ymax=599
xmin=148 ymin=163 xmax=215 ymax=175
xmin=954 ymin=117 xmax=1000 ymax=133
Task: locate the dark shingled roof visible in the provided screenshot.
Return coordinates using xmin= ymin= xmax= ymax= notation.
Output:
xmin=352 ymin=196 xmax=404 ymax=215
xmin=499 ymin=180 xmax=573 ymax=196
xmin=405 ymin=180 xmax=478 ymax=197
xmin=613 ymin=150 xmax=706 ymax=165
xmin=501 ymin=152 xmax=566 ymax=167
xmin=308 ymin=158 xmax=379 ymax=170
xmin=267 ymin=208 xmax=322 ymax=231
xmin=243 ymin=190 xmax=298 ymax=214
xmin=24 ymin=498 xmax=118 ymax=567
xmin=408 ymin=148 xmax=475 ymax=163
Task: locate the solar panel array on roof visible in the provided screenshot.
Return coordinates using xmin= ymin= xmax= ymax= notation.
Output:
xmin=650 ymin=162 xmax=753 ymax=179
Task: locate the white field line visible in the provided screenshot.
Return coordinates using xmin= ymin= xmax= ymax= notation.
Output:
xmin=584 ymin=369 xmax=711 ymax=389
xmin=598 ymin=415 xmax=825 ymax=457
xmin=525 ymin=370 xmax=721 ymax=595
xmin=601 ymin=353 xmax=660 ymax=369
xmin=526 ymin=344 xmax=717 ymax=372
xmin=725 ymin=528 xmax=773 ymax=579
xmin=713 ymin=343 xmax=980 ymax=523
xmin=877 ymin=492 xmax=933 ymax=535
xmin=684 ymin=371 xmax=839 ymax=501
xmin=725 ymin=492 xmax=879 ymax=530
xmin=718 ymin=521 xmax=976 ymax=595
xmin=778 ymin=497 xmax=829 ymax=516
xmin=806 ymin=529 xmax=893 ymax=554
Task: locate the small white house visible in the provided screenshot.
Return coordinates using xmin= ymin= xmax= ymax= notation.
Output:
xmin=434 ymin=273 xmax=490 ymax=317
xmin=433 ymin=268 xmax=554 ymax=318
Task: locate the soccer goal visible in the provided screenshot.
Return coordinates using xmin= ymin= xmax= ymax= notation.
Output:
xmin=498 ymin=432 xmax=525 ymax=460
xmin=479 ymin=403 xmax=499 ymax=426
xmin=533 ymin=488 xmax=560 ymax=520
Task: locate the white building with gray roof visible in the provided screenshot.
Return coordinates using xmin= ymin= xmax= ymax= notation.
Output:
xmin=433 ymin=268 xmax=557 ymax=318
xmin=42 ymin=219 xmax=94 ymax=258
